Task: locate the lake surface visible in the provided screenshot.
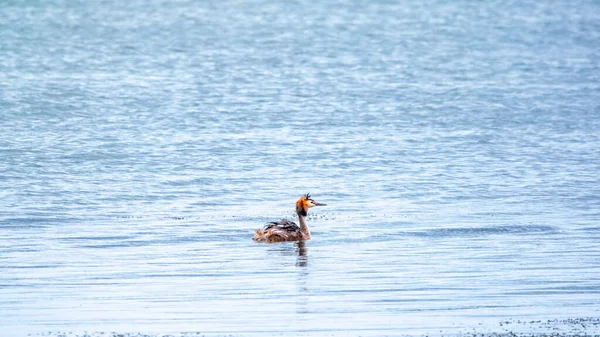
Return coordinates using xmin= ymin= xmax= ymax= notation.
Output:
xmin=1 ymin=0 xmax=599 ymax=336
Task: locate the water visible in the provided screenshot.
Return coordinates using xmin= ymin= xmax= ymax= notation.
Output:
xmin=1 ymin=0 xmax=600 ymax=336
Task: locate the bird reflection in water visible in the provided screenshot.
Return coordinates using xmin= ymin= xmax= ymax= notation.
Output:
xmin=294 ymin=241 xmax=309 ymax=315
xmin=265 ymin=240 xmax=310 ymax=316
xmin=296 ymin=240 xmax=308 ymax=267
xmin=266 ymin=240 xmax=309 ymax=267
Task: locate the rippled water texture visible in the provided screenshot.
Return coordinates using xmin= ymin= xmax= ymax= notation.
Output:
xmin=1 ymin=0 xmax=599 ymax=336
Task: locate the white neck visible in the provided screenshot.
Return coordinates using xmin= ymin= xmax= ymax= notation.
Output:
xmin=298 ymin=213 xmax=310 ymax=238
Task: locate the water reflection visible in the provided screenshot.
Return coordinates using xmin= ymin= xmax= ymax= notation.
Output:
xmin=265 ymin=241 xmax=310 ymax=317
xmin=296 ymin=240 xmax=308 ymax=267
xmin=265 ymin=240 xmax=309 ymax=267
xmin=295 ymin=241 xmax=309 ymax=317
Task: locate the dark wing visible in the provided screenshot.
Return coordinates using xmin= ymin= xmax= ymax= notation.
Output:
xmin=261 ymin=219 xmax=303 ymax=241
xmin=263 ymin=218 xmax=299 ymax=231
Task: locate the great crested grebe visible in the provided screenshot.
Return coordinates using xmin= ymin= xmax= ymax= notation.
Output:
xmin=254 ymin=194 xmax=326 ymax=242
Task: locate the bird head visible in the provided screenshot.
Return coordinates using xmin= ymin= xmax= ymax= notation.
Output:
xmin=296 ymin=193 xmax=326 ymax=216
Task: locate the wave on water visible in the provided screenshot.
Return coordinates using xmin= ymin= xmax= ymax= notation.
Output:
xmin=405 ymin=224 xmax=557 ymax=238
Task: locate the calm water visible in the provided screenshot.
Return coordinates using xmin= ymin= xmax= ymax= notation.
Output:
xmin=1 ymin=0 xmax=600 ymax=336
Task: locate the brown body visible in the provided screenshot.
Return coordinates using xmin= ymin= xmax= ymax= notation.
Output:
xmin=254 ymin=194 xmax=326 ymax=243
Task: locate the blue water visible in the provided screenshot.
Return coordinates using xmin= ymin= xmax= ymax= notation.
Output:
xmin=1 ymin=0 xmax=600 ymax=336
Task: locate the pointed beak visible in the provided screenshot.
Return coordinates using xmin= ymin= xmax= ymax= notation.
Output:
xmin=313 ymin=201 xmax=327 ymax=206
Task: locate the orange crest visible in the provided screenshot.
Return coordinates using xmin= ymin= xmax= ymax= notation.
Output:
xmin=296 ymin=194 xmax=311 ymax=216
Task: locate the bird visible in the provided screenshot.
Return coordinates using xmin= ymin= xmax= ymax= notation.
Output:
xmin=254 ymin=193 xmax=326 ymax=242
